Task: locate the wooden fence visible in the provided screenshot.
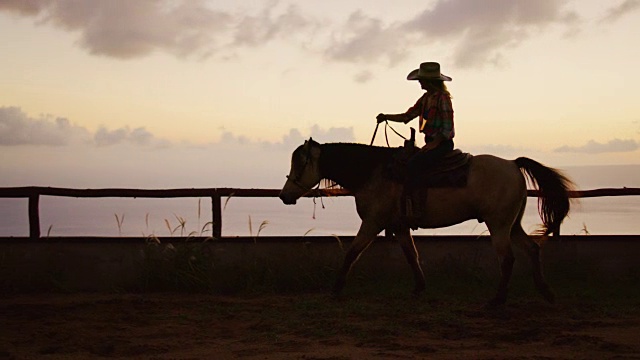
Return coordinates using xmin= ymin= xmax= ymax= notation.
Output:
xmin=1 ymin=186 xmax=639 ymax=240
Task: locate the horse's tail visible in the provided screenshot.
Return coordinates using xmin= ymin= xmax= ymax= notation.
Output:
xmin=515 ymin=157 xmax=574 ymax=236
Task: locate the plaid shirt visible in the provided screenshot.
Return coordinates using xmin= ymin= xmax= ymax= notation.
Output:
xmin=405 ymin=91 xmax=454 ymax=142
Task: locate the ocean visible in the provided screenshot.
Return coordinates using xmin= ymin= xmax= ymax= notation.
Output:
xmin=1 ymin=165 xmax=639 ymax=237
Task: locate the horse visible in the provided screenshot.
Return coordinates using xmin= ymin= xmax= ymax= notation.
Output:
xmin=279 ymin=138 xmax=574 ymax=306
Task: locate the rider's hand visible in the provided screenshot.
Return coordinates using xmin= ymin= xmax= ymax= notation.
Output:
xmin=376 ymin=113 xmax=387 ymax=123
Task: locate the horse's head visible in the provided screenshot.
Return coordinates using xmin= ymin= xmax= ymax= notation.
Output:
xmin=279 ymin=138 xmax=322 ymax=205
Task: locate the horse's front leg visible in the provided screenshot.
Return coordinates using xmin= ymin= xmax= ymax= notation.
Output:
xmin=332 ymin=221 xmax=382 ymax=295
xmin=395 ymin=228 xmax=426 ymax=295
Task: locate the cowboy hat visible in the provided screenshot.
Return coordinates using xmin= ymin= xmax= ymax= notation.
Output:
xmin=407 ymin=62 xmax=452 ymax=81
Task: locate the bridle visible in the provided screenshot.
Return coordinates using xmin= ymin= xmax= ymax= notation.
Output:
xmin=285 ymin=145 xmax=318 ymax=194
xmin=285 ymin=142 xmax=328 ymax=219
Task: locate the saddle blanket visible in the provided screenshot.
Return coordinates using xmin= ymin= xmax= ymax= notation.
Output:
xmin=420 ymin=149 xmax=472 ymax=188
xmin=391 ymin=148 xmax=473 ymax=188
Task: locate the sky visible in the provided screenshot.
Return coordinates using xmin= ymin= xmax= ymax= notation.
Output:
xmin=1 ymin=0 xmax=639 ymax=189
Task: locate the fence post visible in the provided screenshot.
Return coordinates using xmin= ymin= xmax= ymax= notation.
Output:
xmin=28 ymin=193 xmax=41 ymax=239
xmin=211 ymin=192 xmax=222 ymax=239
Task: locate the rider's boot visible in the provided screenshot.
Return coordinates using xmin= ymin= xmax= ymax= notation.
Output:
xmin=402 ymin=187 xmax=421 ymax=230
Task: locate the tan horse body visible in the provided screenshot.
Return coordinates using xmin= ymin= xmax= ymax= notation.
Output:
xmin=279 ymin=139 xmax=573 ymax=306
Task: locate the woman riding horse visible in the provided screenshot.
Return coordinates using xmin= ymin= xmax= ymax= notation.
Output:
xmin=280 ymin=139 xmax=573 ymax=306
xmin=376 ymin=62 xmax=455 ymax=224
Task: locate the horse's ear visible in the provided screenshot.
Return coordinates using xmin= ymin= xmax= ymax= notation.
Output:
xmin=303 ymin=137 xmax=316 ymax=149
xmin=302 ymin=137 xmax=320 ymax=157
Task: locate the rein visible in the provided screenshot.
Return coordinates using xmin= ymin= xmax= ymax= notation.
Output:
xmin=286 ymin=174 xmax=316 ymax=193
xmin=287 ymin=172 xmax=325 ymax=219
xmin=370 ymin=121 xmax=407 ymax=147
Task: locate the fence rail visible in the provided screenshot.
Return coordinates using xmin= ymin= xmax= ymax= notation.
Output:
xmin=1 ymin=186 xmax=639 ymax=240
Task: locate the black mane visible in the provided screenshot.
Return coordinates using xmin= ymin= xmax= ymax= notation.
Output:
xmin=318 ymin=143 xmax=396 ymax=191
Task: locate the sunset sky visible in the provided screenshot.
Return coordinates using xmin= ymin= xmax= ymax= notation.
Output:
xmin=1 ymin=0 xmax=639 ymax=189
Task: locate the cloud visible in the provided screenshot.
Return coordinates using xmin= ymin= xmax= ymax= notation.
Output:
xmin=130 ymin=127 xmax=155 ymax=145
xmin=600 ymin=0 xmax=640 ymax=23
xmin=0 ymin=106 xmax=90 ymax=146
xmin=0 ymin=0 xmax=47 ymax=15
xmin=466 ymin=143 xmax=533 ymax=158
xmin=353 ymin=70 xmax=374 ymax=84
xmin=0 ymin=0 xmax=321 ymax=60
xmin=0 ymin=106 xmax=170 ymax=147
xmin=0 ymin=0 xmax=232 ymax=59
xmin=554 ymin=139 xmax=639 ymax=154
xmin=270 ymin=128 xmax=304 ymax=150
xmin=261 ymin=125 xmax=355 ymax=150
xmin=218 ymin=129 xmax=250 ymax=145
xmin=324 ymin=11 xmax=408 ymax=66
xmin=0 ymin=106 xmax=354 ymax=150
xmin=94 ymin=126 xmax=128 ymax=146
xmin=94 ymin=126 xmax=168 ymax=147
xmin=1 ymin=0 xmax=585 ymax=70
xmin=324 ymin=0 xmax=580 ymax=68
xmin=308 ymin=125 xmax=354 ymax=143
xmin=232 ymin=3 xmax=318 ymax=47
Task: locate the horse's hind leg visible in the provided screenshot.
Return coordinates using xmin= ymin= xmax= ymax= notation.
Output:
xmin=332 ymin=221 xmax=380 ymax=295
xmin=512 ymin=224 xmax=555 ymax=303
xmin=487 ymin=225 xmax=515 ymax=307
xmin=395 ymin=229 xmax=426 ymax=295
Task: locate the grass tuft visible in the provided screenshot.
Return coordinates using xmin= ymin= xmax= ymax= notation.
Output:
xmin=114 ymin=213 xmax=125 ymax=236
xmin=578 ymin=222 xmax=591 ymax=235
xmin=164 ymin=218 xmax=174 ymax=236
xmin=223 ymin=193 xmax=234 ymax=211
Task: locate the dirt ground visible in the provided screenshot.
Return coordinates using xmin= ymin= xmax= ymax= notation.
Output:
xmin=1 ymin=292 xmax=640 ymax=360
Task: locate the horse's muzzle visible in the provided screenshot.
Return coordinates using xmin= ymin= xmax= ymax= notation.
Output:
xmin=279 ymin=192 xmax=297 ymax=205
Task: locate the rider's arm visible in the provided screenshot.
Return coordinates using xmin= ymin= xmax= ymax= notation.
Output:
xmin=377 ymin=94 xmax=424 ymax=124
xmin=377 ymin=113 xmax=411 ymax=123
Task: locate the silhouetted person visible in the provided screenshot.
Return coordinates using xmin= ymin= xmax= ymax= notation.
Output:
xmin=376 ymin=62 xmax=455 ymax=224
